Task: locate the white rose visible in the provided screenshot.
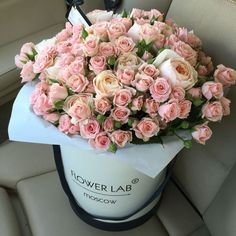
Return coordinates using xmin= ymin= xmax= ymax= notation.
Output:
xmin=159 ymin=57 xmax=198 ymax=90
xmin=87 ymin=10 xmax=113 ymax=24
xmin=93 ymin=70 xmax=122 ymax=97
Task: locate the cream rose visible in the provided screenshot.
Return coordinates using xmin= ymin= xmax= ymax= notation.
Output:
xmin=93 ymin=70 xmax=122 ymax=97
xmin=159 ymin=57 xmax=198 ymax=90
xmin=115 ymin=53 xmax=142 ymax=71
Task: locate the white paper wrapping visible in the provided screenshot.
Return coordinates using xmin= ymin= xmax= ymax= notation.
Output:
xmin=8 ymin=83 xmax=184 ymax=178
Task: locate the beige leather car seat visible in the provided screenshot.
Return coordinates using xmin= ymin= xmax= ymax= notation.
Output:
xmin=0 ymin=0 xmax=236 ymax=235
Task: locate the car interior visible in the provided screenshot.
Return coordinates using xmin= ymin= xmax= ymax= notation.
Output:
xmin=0 ymin=0 xmax=236 ymax=235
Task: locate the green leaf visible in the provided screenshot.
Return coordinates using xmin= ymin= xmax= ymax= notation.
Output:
xmin=47 ymin=78 xmax=58 ymax=84
xmin=107 ymin=56 xmax=116 ymax=66
xmin=193 ymin=98 xmax=204 ymax=107
xmin=96 ymin=114 xmax=106 ymax=124
xmin=54 ymin=100 xmax=64 ymax=110
xmin=121 ymin=9 xmax=128 ymax=18
xmin=26 ymin=53 xmax=35 ymax=61
xmin=180 ymin=121 xmax=190 ymax=129
xmin=32 ymin=73 xmax=40 ymax=81
xmin=147 ymin=57 xmax=155 ymax=64
xmin=150 ymin=16 xmax=158 ymax=25
xmin=81 ymin=28 xmax=88 ymax=39
xmin=108 ymin=143 xmax=117 ymax=153
xmin=114 ymin=121 xmax=122 ymax=129
xmin=128 ymin=118 xmax=135 ymax=127
xmin=184 ymin=140 xmax=193 ymax=149
xmin=32 ymin=47 xmax=38 ymax=56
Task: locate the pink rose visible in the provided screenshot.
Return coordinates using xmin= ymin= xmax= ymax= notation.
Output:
xmin=48 ymin=83 xmax=68 ymax=104
xmin=43 ymin=113 xmax=60 ymax=124
xmin=80 ymin=119 xmax=100 ymax=139
xmin=99 ymin=42 xmax=116 ymax=57
xmin=15 ymin=54 xmax=28 ymax=68
xmin=108 ymin=22 xmax=126 ymax=41
xmin=64 ymin=94 xmax=93 ymax=123
xmin=220 ymin=97 xmax=231 ymax=116
xmin=134 ymin=118 xmax=160 ymax=142
xmin=103 ymin=117 xmax=114 ymax=132
xmin=170 ymin=86 xmax=185 ymax=101
xmin=71 ymin=43 xmax=84 ymax=56
xmin=150 ymin=9 xmax=163 ymax=21
xmin=172 ymin=41 xmax=197 ymax=66
xmin=20 ymin=42 xmax=35 ymax=56
xmin=57 ymin=66 xmax=71 ymax=82
xmin=214 ymin=64 xmax=236 ymax=87
xmin=66 ymin=74 xmax=89 ymax=93
xmin=20 ymin=61 xmax=36 ymax=83
xmin=95 ymin=97 xmax=111 ymax=114
xmin=187 ymin=33 xmax=202 ymax=49
xmin=176 ymin=27 xmax=188 ymax=42
xmin=89 ymin=56 xmax=106 ymax=74
xmin=56 ymin=29 xmax=70 ymax=42
xmin=89 ymin=132 xmax=111 ymax=151
xmin=192 ymin=124 xmax=212 ymax=145
xmin=113 ymin=18 xmax=132 ymax=31
xmin=152 ymin=33 xmax=165 ymax=49
xmin=111 ymin=106 xmax=130 ymax=123
xmin=115 ymin=36 xmax=135 ymax=53
xmin=139 ymin=64 xmax=159 ymax=78
xmin=57 ymin=41 xmax=72 ymax=54
xmin=141 ymin=24 xmax=158 ymax=43
xmin=132 ymin=73 xmax=154 ymax=92
xmin=57 ymin=53 xmax=75 ymax=67
xmin=91 ymin=22 xmax=108 ymax=41
xmin=187 ymin=87 xmax=202 ymax=99
xmin=117 ymin=68 xmax=135 ymax=85
xmin=33 ymin=52 xmax=55 ymax=73
xmin=178 ymin=100 xmax=192 ymax=119
xmin=113 ymin=89 xmax=132 ymax=107
xmin=31 ymin=94 xmax=52 ymax=116
xmin=131 ymin=96 xmax=144 ymax=111
xmin=110 ymin=130 xmax=132 ymax=147
xmin=84 ymin=35 xmax=99 ymax=57
xmin=58 ymin=114 xmax=72 ymax=134
xmin=197 ymin=65 xmax=208 ymax=76
xmin=154 ymin=22 xmax=173 ymax=36
xmin=130 ymin=8 xmax=142 ymax=19
xmin=68 ymin=124 xmax=80 ymax=135
xmin=202 ymin=101 xmax=223 ymax=122
xmin=144 ymin=98 xmax=159 ymax=118
xmin=165 ymin=34 xmax=179 ymax=47
xmin=69 ymin=57 xmax=85 ymax=75
xmin=150 ymin=77 xmax=171 ymax=102
xmin=202 ymin=82 xmax=223 ymax=100
xmin=142 ymin=51 xmax=153 ymax=61
xmin=158 ymin=100 xmax=180 ymax=122
xmin=84 ymin=73 xmax=96 ymax=93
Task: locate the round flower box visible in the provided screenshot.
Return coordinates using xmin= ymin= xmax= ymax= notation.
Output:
xmin=54 ymin=145 xmax=169 ymax=231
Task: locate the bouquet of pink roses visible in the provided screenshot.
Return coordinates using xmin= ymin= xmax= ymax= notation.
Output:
xmin=15 ymin=8 xmax=236 ymax=153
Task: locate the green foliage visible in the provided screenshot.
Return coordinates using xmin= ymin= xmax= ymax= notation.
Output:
xmin=96 ymin=114 xmax=106 ymax=124
xmin=107 ymin=56 xmax=116 ymax=66
xmin=54 ymin=100 xmax=64 ymax=110
xmin=184 ymin=140 xmax=193 ymax=149
xmin=121 ymin=9 xmax=129 ymax=18
xmin=108 ymin=143 xmax=117 ymax=153
xmin=136 ymin=39 xmax=153 ymax=57
xmin=114 ymin=121 xmax=122 ymax=129
xmin=81 ymin=28 xmax=88 ymax=39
